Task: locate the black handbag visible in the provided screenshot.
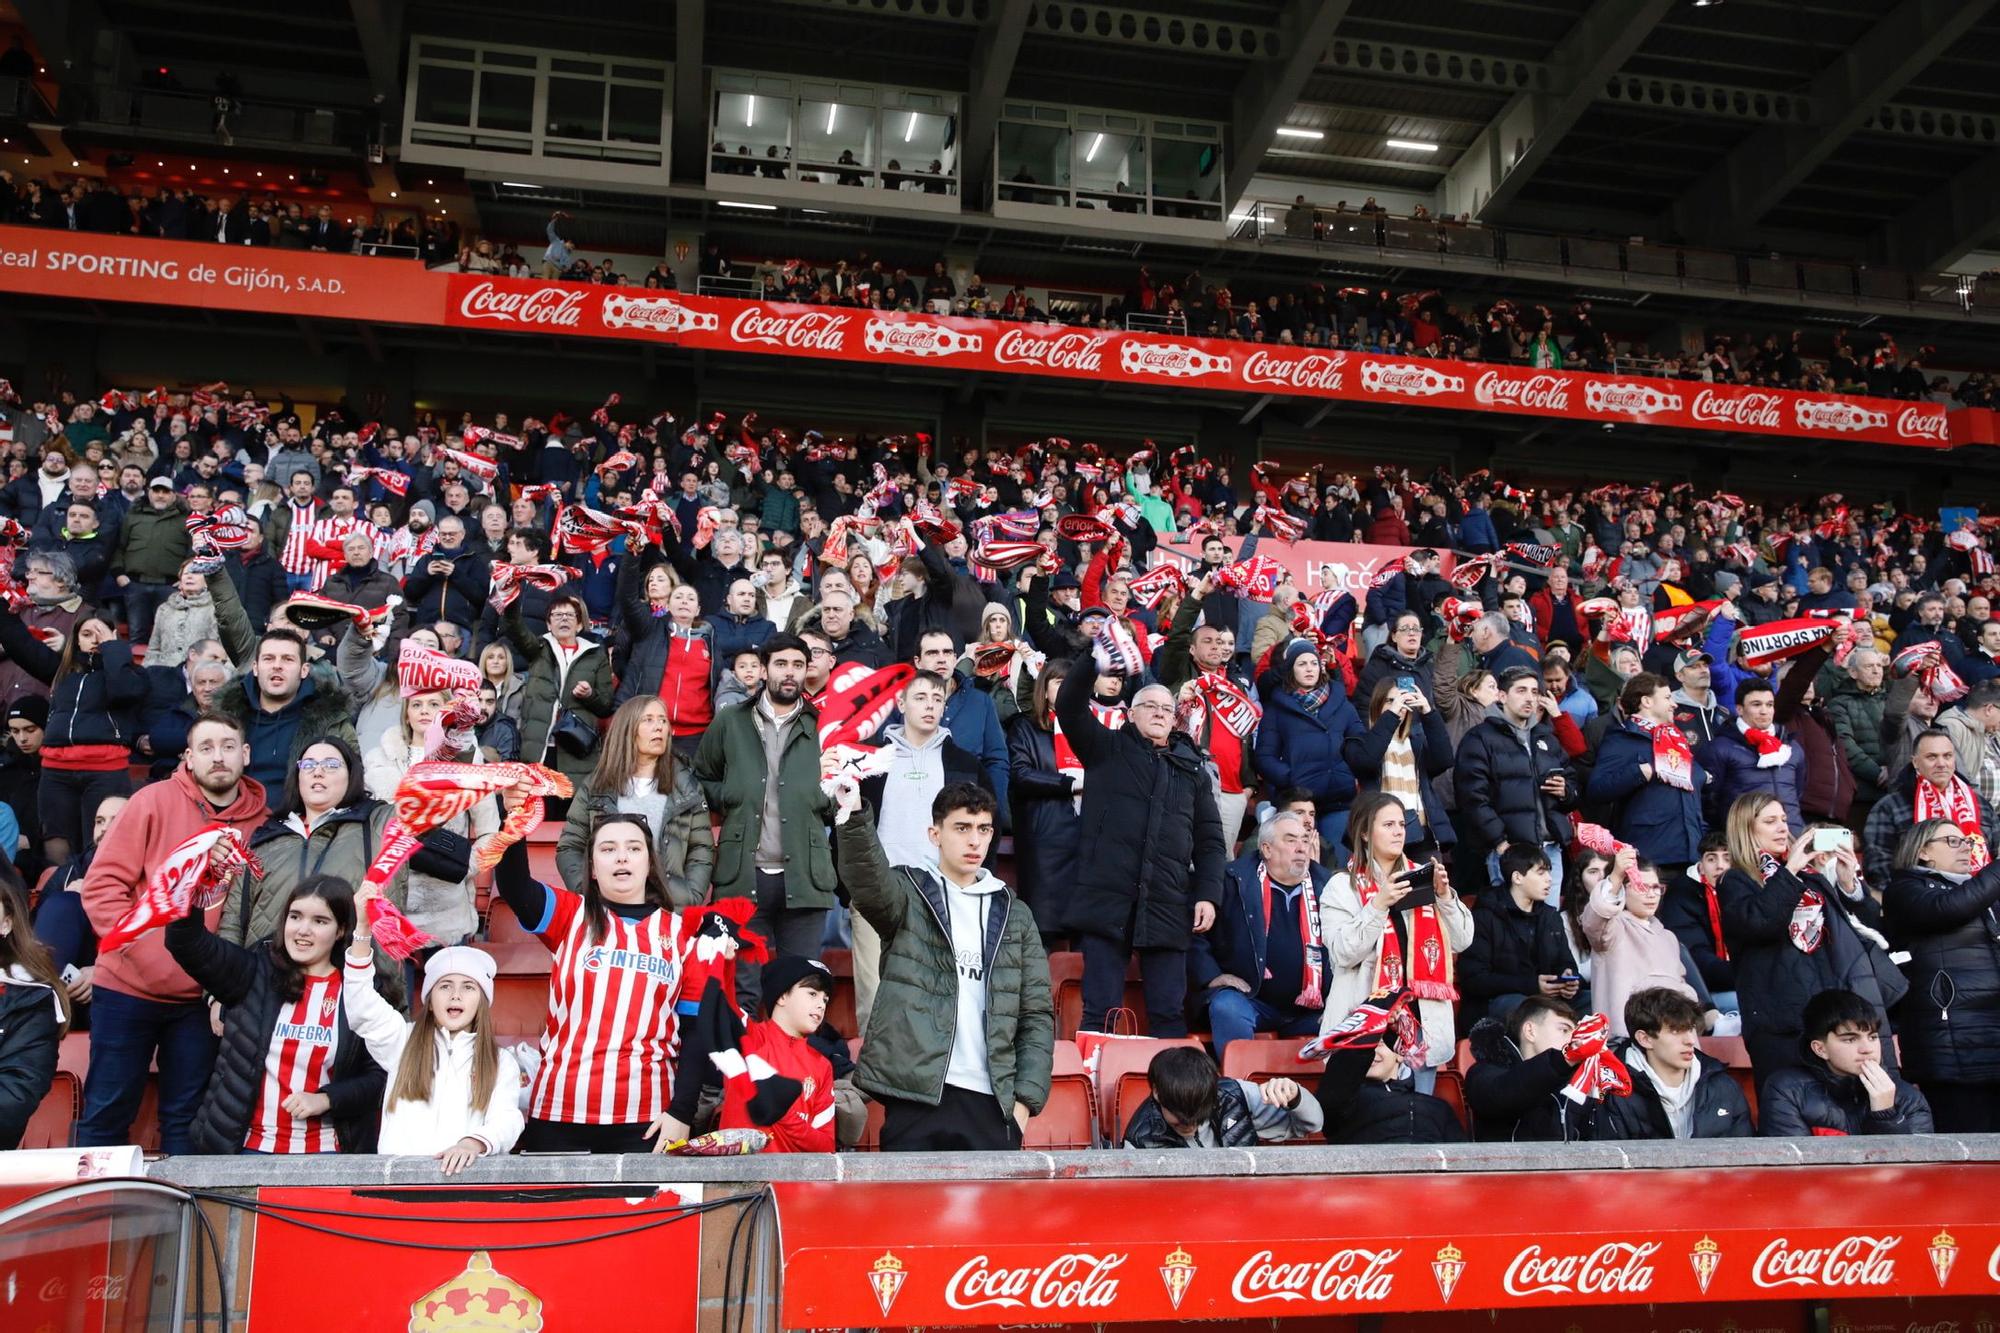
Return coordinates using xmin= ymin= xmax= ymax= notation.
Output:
xmin=551 ymin=708 xmax=600 ymax=757
xmin=410 ymin=828 xmax=473 ymax=882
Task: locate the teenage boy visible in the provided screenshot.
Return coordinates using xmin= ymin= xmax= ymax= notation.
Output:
xmin=710 ymin=954 xmax=838 ymax=1153
xmin=1121 ymin=1045 xmax=1323 ymax=1148
xmin=1759 ymin=990 xmax=1934 ymax=1137
xmin=1599 ymin=988 xmax=1752 ymax=1140
xmin=1461 ymin=843 xmax=1582 ymax=1021
xmin=1464 ymin=996 xmax=1605 ymax=1142
xmin=833 ymin=780 xmax=1053 ymax=1151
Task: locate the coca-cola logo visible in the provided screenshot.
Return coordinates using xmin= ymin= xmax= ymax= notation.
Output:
xmin=1360 ymin=361 xmax=1465 ymax=398
xmin=1120 ymin=341 xmax=1232 ymax=379
xmin=1503 ymin=1242 xmax=1659 ymax=1297
xmin=1898 ymin=406 xmax=1951 ymax=443
xmin=1243 ymin=350 xmax=1347 ymax=391
xmin=944 ymin=1253 xmax=1125 ymax=1311
xmin=1793 ymin=399 xmax=1889 ymax=433
xmin=1691 ymin=388 xmax=1782 ymax=429
xmin=600 ymin=293 xmax=719 ymax=335
xmin=728 ymin=307 xmax=850 ymax=351
xmin=863 ymin=318 xmax=982 ymax=359
xmin=456 ymin=281 xmax=585 ymax=328
xmin=1230 ymin=1247 xmax=1399 ymax=1304
xmin=1474 ymin=370 xmax=1572 ymax=412
xmin=1583 ymin=381 xmax=1682 ymax=416
xmin=994 ymin=328 xmax=1106 ymax=372
xmin=1751 ymin=1235 xmax=1899 ymax=1288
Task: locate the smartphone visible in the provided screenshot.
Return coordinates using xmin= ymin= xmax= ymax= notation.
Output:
xmin=1395 ymin=674 xmax=1419 ymax=695
xmin=1812 ymin=827 xmax=1853 ymax=854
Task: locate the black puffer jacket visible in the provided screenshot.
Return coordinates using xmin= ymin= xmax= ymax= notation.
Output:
xmin=1463 ymin=1017 xmax=1602 ymax=1142
xmin=0 ymin=610 xmax=146 ymax=747
xmin=1596 ymin=1040 xmax=1754 ymax=1140
xmin=1883 ymin=861 xmax=2000 ymax=1086
xmin=1122 ymin=1079 xmax=1260 ymax=1148
xmin=1322 ymin=1077 xmax=1465 ymax=1144
xmin=1053 ymin=664 xmax=1225 ymax=948
xmin=164 ymin=910 xmax=386 ymax=1155
xmin=1717 ymin=865 xmax=1904 ymax=1073
xmin=0 ymin=972 xmax=62 ymax=1150
xmin=1344 ymin=706 xmax=1457 ymax=848
xmin=1003 ymin=713 xmax=1079 ymax=937
xmin=1354 ymin=643 xmax=1436 ymax=709
xmin=1758 ymin=1057 xmax=1933 ymax=1137
xmin=1451 ymin=714 xmax=1578 ymax=869
xmin=1460 ymin=894 xmax=1579 ymax=1009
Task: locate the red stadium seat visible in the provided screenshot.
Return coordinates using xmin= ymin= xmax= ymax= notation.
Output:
xmin=1090 ymin=1036 xmax=1202 ymax=1141
xmin=1023 ymin=1040 xmax=1096 ymax=1150
xmin=21 ymin=1071 xmax=79 ymax=1149
xmin=1051 ymin=953 xmax=1151 ymax=1040
xmin=477 ymin=939 xmax=552 ymax=976
xmin=1433 ymin=1067 xmax=1469 ymax=1134
xmin=490 ymin=974 xmax=551 ymax=1037
xmin=1219 ymin=1038 xmax=1326 ymax=1143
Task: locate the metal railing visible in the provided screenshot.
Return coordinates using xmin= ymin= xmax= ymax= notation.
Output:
xmin=61 ymin=84 xmax=370 ymax=153
xmin=1231 ymin=198 xmax=1991 ymax=318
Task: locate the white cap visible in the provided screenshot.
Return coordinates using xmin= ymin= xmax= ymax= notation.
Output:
xmin=422 ymin=945 xmax=496 ymax=1005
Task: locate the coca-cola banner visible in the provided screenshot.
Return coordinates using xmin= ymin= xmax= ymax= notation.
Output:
xmin=1155 ymin=535 xmax=1453 ymax=598
xmin=773 ymin=1171 xmax=2000 ymax=1327
xmin=0 ymin=226 xmax=1958 ymax=449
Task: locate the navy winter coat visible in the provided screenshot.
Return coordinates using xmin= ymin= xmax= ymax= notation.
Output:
xmin=1254 ymin=686 xmax=1365 ymax=813
xmin=1698 ymin=724 xmax=1807 ymax=834
xmin=1586 ymin=719 xmax=1707 ymax=865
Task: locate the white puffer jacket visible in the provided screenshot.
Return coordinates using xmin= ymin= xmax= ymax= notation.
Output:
xmin=341 ymin=955 xmax=525 ymax=1157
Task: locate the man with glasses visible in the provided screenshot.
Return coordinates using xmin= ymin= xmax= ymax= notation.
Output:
xmin=1864 ymin=725 xmax=1999 ymax=885
xmin=404 ymin=515 xmax=486 ymax=632
xmin=1054 ymin=665 xmax=1225 ymax=1038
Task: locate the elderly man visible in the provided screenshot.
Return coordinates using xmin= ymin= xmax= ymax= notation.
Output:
xmin=815 ymin=586 xmax=890 ymax=669
xmin=1937 ymin=681 xmax=2000 ymax=821
xmin=1190 ymin=811 xmax=1330 ymax=1061
xmin=1864 ymin=725 xmax=2000 ymax=884
xmin=1469 ymin=610 xmax=1540 ymax=676
xmin=1826 ymin=648 xmax=1891 ymax=811
xmin=1054 ymin=664 xmax=1225 ymax=1037
xmin=311 ymin=530 xmax=407 ymax=655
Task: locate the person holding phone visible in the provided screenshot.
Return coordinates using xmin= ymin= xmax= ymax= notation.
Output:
xmin=1453 ymin=665 xmax=1579 ymax=894
xmin=1318 ymin=792 xmax=1473 ymax=1092
xmin=1346 ymin=678 xmax=1455 ymax=862
xmin=1463 ymin=844 xmax=1583 ymax=1022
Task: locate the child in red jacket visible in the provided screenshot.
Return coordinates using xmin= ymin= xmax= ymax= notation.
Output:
xmin=713 ymin=955 xmax=836 ymax=1153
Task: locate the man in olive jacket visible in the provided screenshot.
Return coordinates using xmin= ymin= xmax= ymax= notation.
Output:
xmin=833 ymin=777 xmax=1053 ymax=1150
xmin=693 ymin=632 xmax=835 ymax=1008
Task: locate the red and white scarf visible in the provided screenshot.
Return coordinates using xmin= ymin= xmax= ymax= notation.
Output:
xmin=1184 ymin=671 xmax=1260 ymax=741
xmin=1559 ymin=1012 xmax=1632 ymax=1103
xmin=1261 ymin=865 xmax=1324 ymax=1010
xmin=1737 ymin=718 xmax=1793 ymax=769
xmin=1354 ymin=864 xmax=1456 ymax=1002
xmin=1633 ymin=715 xmax=1695 ymax=791
xmin=1762 ymin=850 xmax=1824 ymax=954
xmin=1915 ymin=776 xmax=1991 ymax=869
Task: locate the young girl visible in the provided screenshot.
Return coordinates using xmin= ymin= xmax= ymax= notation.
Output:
xmin=165 ymin=874 xmax=387 ymax=1155
xmin=1583 ymin=847 xmax=1708 ymax=1037
xmin=344 ymin=889 xmax=523 ymax=1172
xmin=0 ymin=874 xmax=68 ymax=1150
xmin=495 ymin=809 xmax=711 ymax=1153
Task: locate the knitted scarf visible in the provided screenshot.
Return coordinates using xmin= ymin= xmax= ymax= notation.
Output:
xmin=1632 ymin=714 xmax=1695 ymax=791
xmin=1914 ymin=776 xmax=1991 ymax=870
xmin=1191 ymin=671 xmax=1260 ymax=739
xmin=1737 ymin=718 xmax=1793 ymax=769
xmin=1292 ymin=679 xmax=1333 ymax=715
xmin=1762 ymin=849 xmax=1824 ymax=954
xmin=1354 ymin=862 xmax=1455 ymax=1001
xmin=1261 ymin=864 xmax=1324 ymax=1009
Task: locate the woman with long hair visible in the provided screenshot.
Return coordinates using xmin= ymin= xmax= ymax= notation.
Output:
xmin=478 ymin=640 xmax=525 ymax=724
xmin=362 ymin=690 xmax=498 ymax=960
xmin=845 ymin=554 xmax=886 ymax=625
xmin=614 ymin=553 xmax=714 ymax=760
xmin=1346 ymin=677 xmax=1455 ymax=860
xmin=556 ymin=697 xmax=713 ymax=904
xmin=343 ymin=895 xmax=523 ymax=1171
xmin=493 ymin=811 xmax=711 ymax=1153
xmin=225 ymin=737 xmax=406 ymax=1005
xmin=165 ymin=874 xmax=388 ymax=1154
xmin=0 ymin=873 xmax=68 ymax=1149
xmin=1317 ymin=791 xmax=1473 ymax=1090
xmin=960 ymin=602 xmax=1026 ymax=727
xmin=1882 ymin=816 xmax=2000 ymax=1131
xmin=0 ymin=602 xmax=144 ymax=865
xmin=1718 ymin=792 xmax=1902 ymax=1093
xmin=1004 ymin=659 xmax=1080 ymax=941
xmin=1431 ymin=663 xmax=1499 ymax=814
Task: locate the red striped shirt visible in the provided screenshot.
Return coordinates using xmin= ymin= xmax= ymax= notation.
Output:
xmin=529 ymin=887 xmax=693 ymax=1125
xmin=244 ymin=972 xmax=343 ymax=1154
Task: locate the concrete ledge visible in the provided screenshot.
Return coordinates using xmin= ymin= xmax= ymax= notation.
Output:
xmin=143 ymin=1133 xmax=2000 ymax=1190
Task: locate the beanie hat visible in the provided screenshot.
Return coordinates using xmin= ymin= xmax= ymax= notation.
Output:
xmin=422 ymin=945 xmax=497 ymax=1006
xmin=761 ymin=955 xmax=833 ymax=1011
xmin=6 ymin=696 xmax=48 ymax=728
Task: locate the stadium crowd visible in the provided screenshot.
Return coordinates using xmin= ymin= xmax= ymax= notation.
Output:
xmin=0 ymin=376 xmax=1992 ymax=1162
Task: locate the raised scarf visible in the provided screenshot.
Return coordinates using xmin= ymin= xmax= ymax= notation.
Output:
xmin=1559 ymin=1012 xmax=1633 ymax=1103
xmin=1633 ymin=714 xmax=1695 ymax=791
xmin=1261 ymin=864 xmax=1324 ymax=1010
xmin=1190 ymin=670 xmax=1260 ymax=740
xmin=1355 ymin=862 xmax=1456 ymax=1002
xmin=1914 ymin=775 xmax=1991 ymax=870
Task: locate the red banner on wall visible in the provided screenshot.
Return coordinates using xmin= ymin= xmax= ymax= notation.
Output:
xmin=0 ymin=225 xmax=1959 ymax=449
xmin=774 ymin=1168 xmax=2000 ymax=1327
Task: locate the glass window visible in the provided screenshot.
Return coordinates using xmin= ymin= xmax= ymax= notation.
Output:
xmin=414 ymin=64 xmax=474 ymax=126
xmin=879 ymin=109 xmax=955 ymax=190
xmin=1073 ymin=128 xmax=1145 ymax=213
xmin=546 ymin=77 xmax=604 ymax=140
xmin=712 ymin=90 xmax=792 ymax=178
xmin=997 ymin=122 xmax=1069 ymax=204
xmin=798 ymin=100 xmax=874 ymax=183
xmin=1152 ymin=137 xmax=1223 ymax=218
xmin=477 ymin=70 xmax=534 ymax=133
xmin=608 ymin=83 xmax=664 ymax=144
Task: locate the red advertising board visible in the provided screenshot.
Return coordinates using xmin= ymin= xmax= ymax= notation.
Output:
xmin=244 ymin=1184 xmax=703 ymax=1331
xmin=773 ymin=1167 xmax=2000 ymax=1327
xmin=0 ymin=225 xmax=1963 ymax=450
